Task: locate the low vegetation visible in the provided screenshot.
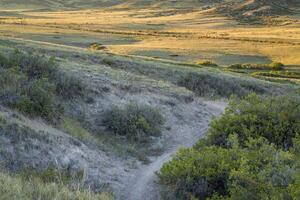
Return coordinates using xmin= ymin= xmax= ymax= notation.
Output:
xmin=178 ymin=72 xmax=266 ymax=98
xmin=0 ymin=50 xmax=84 ymax=121
xmin=159 ymin=94 xmax=300 ymax=200
xmin=196 ymin=60 xmax=218 ymax=67
xmin=0 ymin=170 xmax=113 ymax=200
xmin=103 ymin=103 xmax=165 ymax=142
xmin=229 ymin=62 xmax=285 ymax=70
xmin=89 ymin=43 xmax=107 ymax=51
xmin=252 ymin=70 xmax=300 ymax=80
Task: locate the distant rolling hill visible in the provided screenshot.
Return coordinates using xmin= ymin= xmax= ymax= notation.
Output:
xmin=0 ymin=0 xmax=299 ymax=22
xmin=0 ymin=0 xmax=221 ymax=10
xmin=217 ymin=0 xmax=300 ymax=18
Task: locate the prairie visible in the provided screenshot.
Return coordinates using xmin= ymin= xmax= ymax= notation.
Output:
xmin=1 ymin=6 xmax=300 ymax=66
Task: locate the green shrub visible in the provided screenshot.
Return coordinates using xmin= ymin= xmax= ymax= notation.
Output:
xmin=0 ymin=50 xmax=84 ymax=121
xmin=197 ymin=60 xmax=218 ymax=67
xmin=103 ymin=103 xmax=165 ymax=142
xmin=89 ymin=43 xmax=107 ymax=51
xmin=160 ymin=146 xmax=240 ymax=199
xmin=228 ymin=64 xmax=243 ymax=69
xmin=229 ymin=137 xmax=298 ymax=200
xmin=54 ymin=72 xmax=84 ymax=99
xmin=0 ymin=54 xmax=8 ymax=68
xmin=160 ymin=94 xmax=300 ymax=199
xmin=204 ymin=94 xmax=300 ymax=149
xmin=161 ymin=137 xmax=300 ymax=200
xmin=288 ymin=175 xmax=300 ymax=199
xmin=178 ymin=72 xmax=265 ymax=98
xmin=102 ymin=58 xmax=115 ymax=66
xmin=7 ymin=50 xmax=58 ymax=80
xmin=269 ymin=62 xmax=284 ymax=70
xmin=16 ymin=79 xmax=63 ymax=120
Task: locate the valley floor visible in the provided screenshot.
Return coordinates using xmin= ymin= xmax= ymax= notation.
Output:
xmin=0 ymin=7 xmax=300 ymax=67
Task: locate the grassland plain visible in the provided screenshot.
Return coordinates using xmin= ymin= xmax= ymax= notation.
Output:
xmin=0 ymin=1 xmax=299 ymax=200
xmin=0 ymin=1 xmax=300 ymax=67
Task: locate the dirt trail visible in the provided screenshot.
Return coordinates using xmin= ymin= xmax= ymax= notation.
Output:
xmin=123 ymin=101 xmax=227 ymax=200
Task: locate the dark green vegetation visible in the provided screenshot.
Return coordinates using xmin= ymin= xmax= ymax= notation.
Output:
xmin=205 ymin=94 xmax=300 ymax=150
xmin=252 ymin=71 xmax=300 ymax=80
xmin=178 ymin=72 xmax=266 ymax=98
xmin=89 ymin=43 xmax=107 ymax=51
xmin=229 ymin=62 xmax=285 ymax=70
xmin=225 ymin=62 xmax=300 ymax=84
xmin=103 ymin=103 xmax=165 ymax=142
xmin=196 ymin=61 xmax=218 ymax=67
xmin=0 ymin=50 xmax=84 ymax=121
xmin=159 ymin=94 xmax=300 ymax=200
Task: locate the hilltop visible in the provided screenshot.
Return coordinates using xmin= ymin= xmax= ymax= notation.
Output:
xmin=217 ymin=0 xmax=300 ymax=21
xmin=1 ymin=0 xmax=299 ymax=17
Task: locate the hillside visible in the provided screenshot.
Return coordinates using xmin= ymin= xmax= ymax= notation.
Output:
xmin=217 ymin=0 xmax=300 ymax=21
xmin=0 ymin=0 xmax=299 ymax=200
xmin=1 ymin=0 xmax=299 ymax=16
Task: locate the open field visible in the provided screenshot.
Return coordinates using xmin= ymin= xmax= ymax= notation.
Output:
xmin=0 ymin=6 xmax=300 ymax=67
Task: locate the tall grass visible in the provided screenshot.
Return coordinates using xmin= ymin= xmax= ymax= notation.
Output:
xmin=0 ymin=171 xmax=113 ymax=200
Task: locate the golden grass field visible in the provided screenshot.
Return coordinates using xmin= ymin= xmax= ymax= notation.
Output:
xmin=0 ymin=6 xmax=300 ymax=67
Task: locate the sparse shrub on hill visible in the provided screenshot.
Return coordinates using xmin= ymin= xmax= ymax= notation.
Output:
xmin=159 ymin=94 xmax=300 ymax=200
xmin=54 ymin=72 xmax=84 ymax=99
xmin=0 ymin=50 xmax=84 ymax=121
xmin=178 ymin=72 xmax=266 ymax=98
xmin=17 ymin=79 xmax=63 ymax=120
xmin=0 ymin=54 xmax=8 ymax=67
xmin=7 ymin=49 xmax=58 ymax=80
xmin=103 ymin=103 xmax=165 ymax=142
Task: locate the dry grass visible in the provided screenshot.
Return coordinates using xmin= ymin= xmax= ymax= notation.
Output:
xmin=0 ymin=6 xmax=299 ymax=66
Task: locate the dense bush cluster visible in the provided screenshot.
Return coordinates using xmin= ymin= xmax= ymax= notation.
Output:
xmin=229 ymin=62 xmax=285 ymax=70
xmin=0 ymin=50 xmax=84 ymax=121
xmin=159 ymin=94 xmax=300 ymax=200
xmin=206 ymin=94 xmax=300 ymax=149
xmin=178 ymin=72 xmax=266 ymax=98
xmin=103 ymin=103 xmax=165 ymax=142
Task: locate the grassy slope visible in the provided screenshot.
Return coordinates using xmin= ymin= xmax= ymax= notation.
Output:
xmin=0 ymin=36 xmax=296 ymax=98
